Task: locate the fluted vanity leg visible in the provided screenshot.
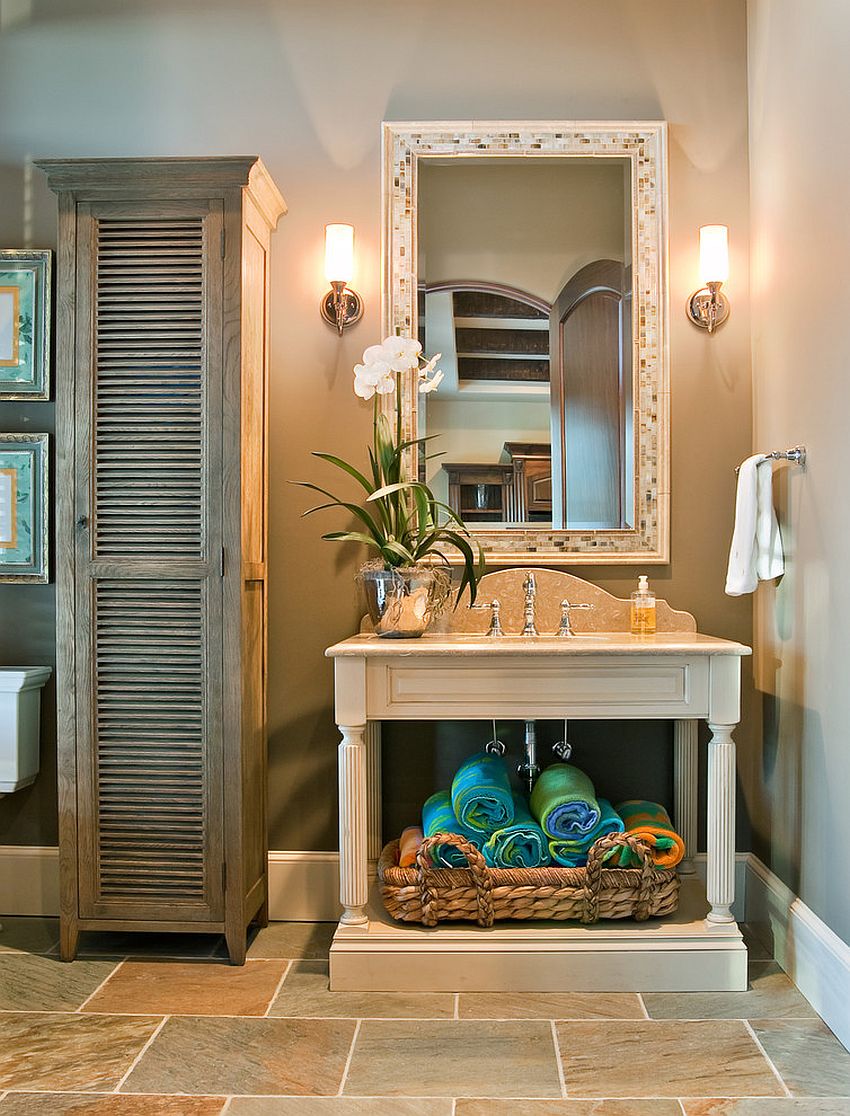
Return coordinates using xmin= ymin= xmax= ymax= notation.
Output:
xmin=673 ymin=719 xmax=699 ymax=875
xmin=338 ymin=723 xmax=369 ymax=926
xmin=366 ymin=721 xmax=383 ymax=875
xmin=706 ymin=722 xmax=736 ymax=923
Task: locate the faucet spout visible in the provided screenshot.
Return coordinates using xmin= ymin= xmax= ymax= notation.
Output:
xmin=522 ymin=572 xmax=538 ymax=636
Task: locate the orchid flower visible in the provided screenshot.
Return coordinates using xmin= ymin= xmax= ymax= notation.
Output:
xmin=419 ymin=368 xmax=444 ymax=394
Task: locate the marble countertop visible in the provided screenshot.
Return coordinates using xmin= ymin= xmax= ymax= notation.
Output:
xmin=326 ymin=632 xmax=752 ymax=657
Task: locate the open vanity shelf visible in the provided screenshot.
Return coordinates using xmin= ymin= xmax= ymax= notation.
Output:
xmin=326 ymin=571 xmax=751 ymax=993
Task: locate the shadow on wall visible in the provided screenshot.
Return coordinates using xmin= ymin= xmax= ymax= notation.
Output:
xmin=381 ymin=719 xmax=674 ymax=845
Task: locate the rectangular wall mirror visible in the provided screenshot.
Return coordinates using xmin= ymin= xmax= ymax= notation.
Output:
xmin=383 ymin=121 xmax=669 ymax=563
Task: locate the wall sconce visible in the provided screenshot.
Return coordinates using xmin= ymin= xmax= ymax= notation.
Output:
xmin=686 ymin=224 xmax=730 ymax=334
xmin=320 ymin=223 xmax=363 ymax=335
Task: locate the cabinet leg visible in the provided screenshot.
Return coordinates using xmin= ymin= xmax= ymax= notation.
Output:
xmin=225 ymin=924 xmax=247 ymax=965
xmin=256 ymin=893 xmax=270 ymax=929
xmin=339 ymin=723 xmax=369 ymax=927
xmin=60 ymin=917 xmax=79 ymax=962
xmin=674 ymin=719 xmax=699 ymax=875
xmin=706 ymin=721 xmax=737 ymax=923
xmin=366 ymin=721 xmax=383 ymax=876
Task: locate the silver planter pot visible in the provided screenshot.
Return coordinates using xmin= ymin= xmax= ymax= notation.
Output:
xmin=356 ymin=564 xmax=451 ymax=638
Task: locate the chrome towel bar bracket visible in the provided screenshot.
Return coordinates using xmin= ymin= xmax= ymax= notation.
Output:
xmin=735 ymin=445 xmax=806 ymax=474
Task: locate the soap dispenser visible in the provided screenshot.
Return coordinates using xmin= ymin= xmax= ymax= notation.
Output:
xmin=630 ymin=575 xmax=657 ymax=635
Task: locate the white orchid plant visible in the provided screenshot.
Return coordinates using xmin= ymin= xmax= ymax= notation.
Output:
xmin=297 ymin=335 xmax=482 ymax=605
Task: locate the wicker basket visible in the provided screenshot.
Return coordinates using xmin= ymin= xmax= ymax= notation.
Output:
xmin=378 ymin=830 xmax=680 ymax=927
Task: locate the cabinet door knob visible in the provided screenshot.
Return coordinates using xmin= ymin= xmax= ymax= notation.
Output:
xmin=77 ymin=514 xmax=89 ymax=529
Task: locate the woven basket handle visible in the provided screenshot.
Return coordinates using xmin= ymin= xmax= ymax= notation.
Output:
xmin=583 ymin=831 xmax=657 ymax=922
xmin=415 ymin=833 xmax=495 ymax=928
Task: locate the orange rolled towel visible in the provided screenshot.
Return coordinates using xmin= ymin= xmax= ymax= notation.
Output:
xmin=604 ymin=801 xmax=685 ymax=869
xmin=398 ymin=826 xmax=424 ymax=867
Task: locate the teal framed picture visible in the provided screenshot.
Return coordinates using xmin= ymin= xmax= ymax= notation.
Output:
xmin=0 ymin=250 xmax=52 ymax=400
xmin=0 ymin=433 xmax=49 ymax=583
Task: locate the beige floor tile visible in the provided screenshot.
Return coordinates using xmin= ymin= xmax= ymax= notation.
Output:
xmin=643 ymin=963 xmax=817 ymax=1020
xmin=228 ymin=1101 xmax=452 ymax=1115
xmin=752 ymin=1019 xmax=850 ymax=1096
xmin=0 ymin=917 xmax=59 ymax=955
xmin=81 ymin=959 xmax=288 ymax=1016
xmin=457 ymin=1102 xmax=683 ymax=1115
xmin=121 ymin=1016 xmax=355 ymax=1096
xmin=458 ymin=990 xmax=644 ymax=1020
xmin=0 ymin=1095 xmax=226 ymax=1114
xmin=0 ymin=954 xmax=120 ymax=1011
xmin=268 ymin=960 xmax=454 ymax=1019
xmin=555 ymin=1020 xmax=785 ymax=1098
xmin=0 ymin=1013 xmax=162 ymax=1092
xmin=245 ymin=922 xmax=336 ymax=960
xmin=344 ymin=1019 xmax=562 ymax=1098
xmin=682 ymin=1100 xmax=850 ymax=1114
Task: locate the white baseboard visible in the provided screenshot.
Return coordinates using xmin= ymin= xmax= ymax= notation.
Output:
xmin=267 ymin=851 xmax=340 ymax=922
xmin=744 ymin=852 xmax=850 ymax=1052
xmin=0 ymin=845 xmax=342 ymax=923
xmin=0 ymin=845 xmax=59 ymax=916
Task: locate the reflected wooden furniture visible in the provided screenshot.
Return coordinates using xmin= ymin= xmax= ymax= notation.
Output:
xmin=443 ymin=443 xmax=552 ymax=523
xmin=504 ymin=442 xmax=552 ymax=520
xmin=443 ymin=462 xmax=514 ymax=523
xmin=39 ymin=157 xmax=286 ymax=964
xmin=327 ymin=571 xmax=750 ymax=993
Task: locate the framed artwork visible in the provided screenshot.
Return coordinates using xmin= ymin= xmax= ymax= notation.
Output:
xmin=0 ymin=250 xmax=52 ymax=400
xmin=0 ymin=433 xmax=49 ymax=583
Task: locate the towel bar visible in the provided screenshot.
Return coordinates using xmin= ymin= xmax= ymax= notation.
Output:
xmin=735 ymin=445 xmax=806 ymax=474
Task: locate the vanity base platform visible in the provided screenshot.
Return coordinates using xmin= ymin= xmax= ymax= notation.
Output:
xmin=329 ymin=878 xmax=747 ymax=993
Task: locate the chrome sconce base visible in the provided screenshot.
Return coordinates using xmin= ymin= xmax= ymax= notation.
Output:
xmin=686 ymin=281 xmax=730 ymax=334
xmin=320 ymin=281 xmax=363 ymax=335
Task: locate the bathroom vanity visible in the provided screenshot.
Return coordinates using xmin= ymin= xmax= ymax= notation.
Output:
xmin=326 ymin=572 xmax=751 ymax=993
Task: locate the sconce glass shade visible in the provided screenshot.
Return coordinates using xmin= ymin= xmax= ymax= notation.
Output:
xmin=699 ymin=224 xmax=729 ymax=284
xmin=324 ymin=223 xmax=355 ymax=284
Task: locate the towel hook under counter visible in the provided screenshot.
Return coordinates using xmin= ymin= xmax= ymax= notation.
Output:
xmin=735 ymin=445 xmax=807 ymax=474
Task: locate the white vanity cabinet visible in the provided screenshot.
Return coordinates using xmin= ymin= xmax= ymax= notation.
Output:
xmin=0 ymin=667 xmax=52 ymax=794
xmin=326 ymin=632 xmax=750 ymax=994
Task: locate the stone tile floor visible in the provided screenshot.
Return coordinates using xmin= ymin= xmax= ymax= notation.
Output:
xmin=0 ymin=917 xmax=849 ymax=1113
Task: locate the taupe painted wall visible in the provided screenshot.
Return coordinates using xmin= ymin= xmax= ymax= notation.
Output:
xmin=0 ymin=0 xmax=754 ymax=854
xmin=748 ymin=0 xmax=850 ymax=943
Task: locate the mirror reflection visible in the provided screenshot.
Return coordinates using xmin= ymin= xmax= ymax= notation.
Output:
xmin=418 ymin=156 xmax=634 ymax=530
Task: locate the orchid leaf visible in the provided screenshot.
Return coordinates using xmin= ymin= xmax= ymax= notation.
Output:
xmin=311 ymin=453 xmax=373 ymax=495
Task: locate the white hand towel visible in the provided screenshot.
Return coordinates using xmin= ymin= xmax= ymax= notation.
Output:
xmin=725 ymin=454 xmax=784 ymax=596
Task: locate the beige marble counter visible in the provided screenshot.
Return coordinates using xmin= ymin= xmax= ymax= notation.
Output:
xmin=326 ymin=631 xmax=752 ymax=658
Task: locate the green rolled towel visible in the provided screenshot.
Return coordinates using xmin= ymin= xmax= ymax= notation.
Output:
xmin=548 ymin=798 xmax=624 ymax=867
xmin=530 ymin=763 xmax=601 ymax=840
xmin=451 ymin=752 xmax=515 ymax=834
xmin=483 ymin=795 xmax=551 ymax=868
xmin=422 ymin=790 xmax=484 ymax=868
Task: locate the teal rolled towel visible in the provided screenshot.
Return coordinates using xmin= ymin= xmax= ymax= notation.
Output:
xmin=548 ymin=798 xmax=624 ymax=867
xmin=530 ymin=763 xmax=601 ymax=840
xmin=451 ymin=752 xmax=515 ymax=834
xmin=483 ymin=795 xmax=551 ymax=868
xmin=422 ymin=790 xmax=485 ymax=868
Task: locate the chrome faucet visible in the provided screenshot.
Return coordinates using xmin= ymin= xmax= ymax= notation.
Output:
xmin=470 ymin=598 xmax=504 ymax=637
xmin=558 ymin=599 xmax=594 ymax=637
xmin=522 ymin=572 xmax=537 ymax=636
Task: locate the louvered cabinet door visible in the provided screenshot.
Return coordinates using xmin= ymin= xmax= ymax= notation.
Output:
xmin=73 ymin=200 xmax=225 ymax=923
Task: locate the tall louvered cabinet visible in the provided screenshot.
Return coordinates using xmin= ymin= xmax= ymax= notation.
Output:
xmin=38 ymin=158 xmax=286 ymax=963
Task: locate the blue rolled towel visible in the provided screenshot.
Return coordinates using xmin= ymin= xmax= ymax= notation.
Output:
xmin=451 ymin=752 xmax=515 ymax=834
xmin=548 ymin=798 xmax=625 ymax=867
xmin=422 ymin=790 xmax=485 ymax=868
xmin=530 ymin=762 xmax=601 ymax=841
xmin=483 ymin=795 xmax=551 ymax=868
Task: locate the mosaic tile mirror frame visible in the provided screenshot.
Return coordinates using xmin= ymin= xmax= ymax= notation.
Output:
xmin=382 ymin=121 xmax=669 ymax=564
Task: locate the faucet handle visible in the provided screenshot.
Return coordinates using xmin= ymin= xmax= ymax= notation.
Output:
xmin=470 ymin=598 xmax=503 ymax=637
xmin=558 ymin=599 xmax=594 ymax=637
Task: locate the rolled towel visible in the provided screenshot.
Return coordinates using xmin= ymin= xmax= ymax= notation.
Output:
xmin=398 ymin=825 xmax=423 ymax=868
xmin=603 ymin=800 xmax=685 ymax=869
xmin=422 ymin=790 xmax=485 ymax=868
xmin=451 ymin=752 xmax=515 ymax=834
xmin=548 ymin=798 xmax=624 ymax=867
xmin=530 ymin=763 xmax=601 ymax=841
xmin=482 ymin=795 xmax=551 ymax=868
